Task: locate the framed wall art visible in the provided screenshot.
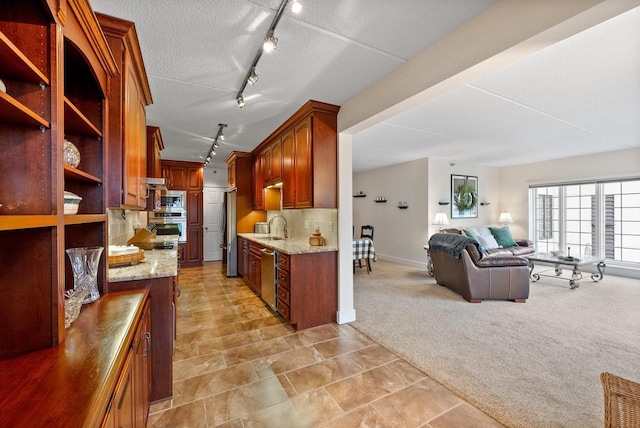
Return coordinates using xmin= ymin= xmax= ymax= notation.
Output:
xmin=451 ymin=174 xmax=478 ymax=218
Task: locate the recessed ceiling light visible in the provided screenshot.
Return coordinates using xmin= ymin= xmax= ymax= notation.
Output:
xmin=291 ymin=1 xmax=302 ymax=14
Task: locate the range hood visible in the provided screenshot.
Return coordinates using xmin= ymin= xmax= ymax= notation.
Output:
xmin=144 ymin=177 xmax=167 ymax=190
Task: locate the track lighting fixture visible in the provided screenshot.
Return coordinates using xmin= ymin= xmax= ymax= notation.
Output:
xmin=234 ymin=0 xmax=290 ymax=108
xmin=247 ymin=68 xmax=258 ymax=85
xmin=291 ymin=1 xmax=302 ymax=14
xmin=263 ymin=32 xmax=278 ymax=53
xmin=203 ymin=123 xmax=227 ymax=168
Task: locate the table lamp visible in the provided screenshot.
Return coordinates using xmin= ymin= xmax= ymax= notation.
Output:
xmin=498 ymin=211 xmax=513 ymax=227
xmin=432 ymin=212 xmax=450 ymax=233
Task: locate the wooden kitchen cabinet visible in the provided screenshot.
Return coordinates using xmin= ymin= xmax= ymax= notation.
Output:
xmin=276 ymin=251 xmax=337 ymax=330
xmin=238 ymin=237 xmax=248 ymax=277
xmin=252 ymin=101 xmax=339 ymax=210
xmin=248 ymin=242 xmax=262 ymax=294
xmin=146 ymin=126 xmax=164 ymax=210
xmin=0 ymin=0 xmax=116 ymax=360
xmin=225 ymin=152 xmax=267 ymax=233
xmin=105 ymin=297 xmax=150 ymax=428
xmin=160 ymin=160 xmax=204 ymax=267
xmin=253 ymin=155 xmax=264 ymax=210
xmin=99 ymin=13 xmax=153 ymax=210
xmin=107 ymin=276 xmax=177 ymax=403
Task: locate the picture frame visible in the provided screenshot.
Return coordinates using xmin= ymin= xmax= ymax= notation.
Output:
xmin=451 ymin=175 xmax=478 ymax=218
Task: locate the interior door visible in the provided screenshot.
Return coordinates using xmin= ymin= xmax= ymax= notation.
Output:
xmin=203 ymin=187 xmax=224 ymax=261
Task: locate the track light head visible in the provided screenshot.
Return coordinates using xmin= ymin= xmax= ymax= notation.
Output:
xmin=263 ymin=32 xmax=278 ymax=53
xmin=236 ymin=94 xmax=245 ymax=108
xmin=247 ymin=69 xmax=259 ymax=85
xmin=291 ymin=0 xmax=302 ymax=14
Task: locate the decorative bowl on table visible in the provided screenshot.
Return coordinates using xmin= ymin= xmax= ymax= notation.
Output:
xmin=63 ymin=138 xmax=81 ymax=168
xmin=550 ymin=250 xmax=565 ymax=257
xmin=64 ymin=191 xmax=82 ymax=214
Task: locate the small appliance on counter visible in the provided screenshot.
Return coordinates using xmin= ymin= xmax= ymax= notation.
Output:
xmin=255 ymin=222 xmax=270 ymax=234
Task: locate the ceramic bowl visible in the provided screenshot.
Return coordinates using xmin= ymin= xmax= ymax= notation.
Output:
xmin=64 ymin=191 xmax=82 ymax=214
xmin=550 ymin=250 xmax=565 ymax=257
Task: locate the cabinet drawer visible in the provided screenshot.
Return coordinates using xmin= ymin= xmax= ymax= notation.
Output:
xmin=276 ymin=253 xmax=290 ymax=271
xmin=276 ymin=284 xmax=290 ymax=306
xmin=249 ymin=243 xmax=262 ymax=256
xmin=277 ymin=300 xmax=290 ymax=321
xmin=276 ymin=268 xmax=289 ymax=290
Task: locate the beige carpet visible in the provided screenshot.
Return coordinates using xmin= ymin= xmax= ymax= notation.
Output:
xmin=351 ymin=260 xmax=640 ymax=428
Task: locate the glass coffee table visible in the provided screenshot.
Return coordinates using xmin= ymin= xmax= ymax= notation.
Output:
xmin=524 ymin=252 xmax=606 ymax=289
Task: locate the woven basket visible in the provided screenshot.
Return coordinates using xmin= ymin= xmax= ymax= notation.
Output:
xmin=108 ymin=249 xmax=145 ymax=267
xmin=64 ymin=288 xmax=89 ymax=329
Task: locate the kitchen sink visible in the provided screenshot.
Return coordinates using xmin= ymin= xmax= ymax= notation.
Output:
xmin=262 ymin=236 xmax=285 ymax=241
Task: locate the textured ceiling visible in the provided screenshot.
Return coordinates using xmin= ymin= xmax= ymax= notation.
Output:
xmin=89 ymin=0 xmax=640 ymax=173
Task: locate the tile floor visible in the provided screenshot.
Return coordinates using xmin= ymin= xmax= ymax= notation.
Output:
xmin=148 ymin=262 xmax=503 ymax=428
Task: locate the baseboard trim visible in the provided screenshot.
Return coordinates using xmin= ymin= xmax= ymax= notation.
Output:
xmin=336 ymin=308 xmax=356 ymax=324
xmin=375 ymin=254 xmax=428 ymax=271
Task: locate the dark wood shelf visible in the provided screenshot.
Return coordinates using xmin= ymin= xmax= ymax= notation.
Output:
xmin=0 ymin=31 xmax=50 ymax=85
xmin=374 ymin=200 xmax=387 ymax=203
xmin=64 ymin=165 xmax=102 ymax=184
xmin=398 ymin=206 xmax=409 ymax=209
xmin=353 ymin=194 xmax=366 ymax=198
xmin=63 ymin=97 xmax=102 ymax=137
xmin=0 ymin=91 xmax=49 ymax=128
xmin=0 ymin=215 xmax=57 ymax=231
xmin=64 ymin=214 xmax=108 ymax=226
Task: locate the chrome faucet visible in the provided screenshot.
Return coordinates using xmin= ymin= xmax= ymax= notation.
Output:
xmin=268 ymin=215 xmax=288 ymax=239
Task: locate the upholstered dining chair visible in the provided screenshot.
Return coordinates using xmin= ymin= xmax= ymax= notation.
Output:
xmin=601 ymin=372 xmax=640 ymax=428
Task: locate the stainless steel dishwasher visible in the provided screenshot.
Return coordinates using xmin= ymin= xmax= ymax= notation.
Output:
xmin=260 ymin=248 xmax=276 ymax=309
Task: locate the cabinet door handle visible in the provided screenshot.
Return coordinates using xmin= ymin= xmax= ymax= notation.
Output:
xmin=143 ymin=332 xmax=151 ymax=357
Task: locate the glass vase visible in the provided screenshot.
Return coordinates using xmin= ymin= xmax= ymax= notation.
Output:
xmin=65 ymin=246 xmax=104 ymax=304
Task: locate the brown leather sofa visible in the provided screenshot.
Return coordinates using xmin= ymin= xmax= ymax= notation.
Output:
xmin=428 ymin=233 xmax=530 ymax=303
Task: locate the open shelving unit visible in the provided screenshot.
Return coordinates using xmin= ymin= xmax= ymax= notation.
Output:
xmin=0 ymin=0 xmax=116 ymax=361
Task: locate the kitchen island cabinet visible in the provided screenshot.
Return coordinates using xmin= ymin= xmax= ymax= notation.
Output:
xmin=107 ymin=247 xmax=178 ymax=403
xmin=238 ymin=233 xmax=338 ymax=330
xmin=0 ymin=290 xmax=150 ymax=428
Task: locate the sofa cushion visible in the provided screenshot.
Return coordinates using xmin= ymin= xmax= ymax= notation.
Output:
xmin=478 ymin=234 xmax=500 ymax=249
xmin=489 ymin=226 xmax=517 ymax=248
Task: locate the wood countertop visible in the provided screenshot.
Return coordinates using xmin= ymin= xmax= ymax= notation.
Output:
xmin=0 ymin=290 xmax=149 ymax=428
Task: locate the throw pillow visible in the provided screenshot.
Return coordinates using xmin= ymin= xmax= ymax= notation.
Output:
xmin=478 ymin=234 xmax=500 ymax=249
xmin=476 ymin=226 xmax=493 ymax=237
xmin=463 ymin=228 xmax=480 ymax=241
xmin=489 ymin=226 xmax=517 ymax=248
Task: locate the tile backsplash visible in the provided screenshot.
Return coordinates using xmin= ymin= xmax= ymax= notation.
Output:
xmin=108 ymin=210 xmax=144 ymax=246
xmin=266 ymin=208 xmax=338 ymax=246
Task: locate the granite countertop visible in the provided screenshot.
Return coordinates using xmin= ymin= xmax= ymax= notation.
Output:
xmin=108 ymin=237 xmax=179 ymax=282
xmin=238 ymin=233 xmax=338 ymax=255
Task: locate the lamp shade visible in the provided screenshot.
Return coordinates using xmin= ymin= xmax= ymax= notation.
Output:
xmin=498 ymin=211 xmax=513 ymax=225
xmin=432 ymin=212 xmax=450 ymax=227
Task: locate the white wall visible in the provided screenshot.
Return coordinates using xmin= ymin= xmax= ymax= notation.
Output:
xmin=203 ymin=166 xmax=227 ymax=188
xmin=353 ymin=158 xmax=430 ymax=268
xmin=500 ymin=148 xmax=640 ymax=240
xmin=427 ymin=158 xmax=501 ymax=235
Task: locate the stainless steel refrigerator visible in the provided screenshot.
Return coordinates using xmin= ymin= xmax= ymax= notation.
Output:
xmin=225 ymin=190 xmax=237 ymax=277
